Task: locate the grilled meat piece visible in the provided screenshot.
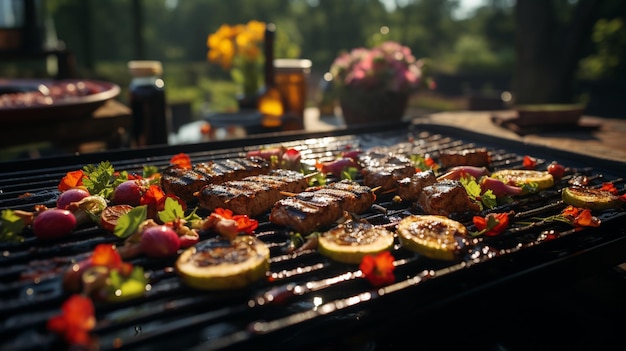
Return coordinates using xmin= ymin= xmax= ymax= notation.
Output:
xmin=360 ymin=153 xmax=416 ymax=191
xmin=417 ymin=180 xmax=481 ymax=216
xmin=438 ymin=148 xmax=490 ymax=168
xmin=194 ymin=157 xmax=270 ymax=182
xmin=160 ymin=166 xmax=208 ymax=202
xmin=270 ymin=180 xmax=376 ymax=234
xmin=161 ymin=157 xmax=270 ymax=202
xmin=196 ymin=169 xmax=308 ymax=217
xmin=397 ymin=170 xmax=437 ymax=202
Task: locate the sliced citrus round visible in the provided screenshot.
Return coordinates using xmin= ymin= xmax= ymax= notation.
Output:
xmin=397 ymin=215 xmax=467 ymax=261
xmin=176 ymin=236 xmax=270 ymax=290
xmin=100 ymin=204 xmax=134 ymax=232
xmin=562 ymin=186 xmax=622 ymax=211
xmin=318 ymin=221 xmax=395 ymax=264
xmin=491 ymin=169 xmax=554 ymax=192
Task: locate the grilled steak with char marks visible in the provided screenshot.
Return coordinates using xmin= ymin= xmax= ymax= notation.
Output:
xmin=360 ymin=153 xmax=416 ymax=191
xmin=270 ymin=180 xmax=376 ymax=234
xmin=196 ymin=169 xmax=308 ymax=217
xmin=161 ymin=157 xmax=270 ymax=202
xmin=397 ymin=170 xmax=438 ymax=202
xmin=438 ymin=148 xmax=490 ymax=168
xmin=417 ymin=180 xmax=481 ymax=216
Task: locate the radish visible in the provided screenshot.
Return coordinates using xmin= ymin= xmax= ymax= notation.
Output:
xmin=32 ymin=209 xmax=77 ymax=240
xmin=140 ymin=225 xmax=181 ymax=258
xmin=56 ymin=188 xmax=90 ymax=210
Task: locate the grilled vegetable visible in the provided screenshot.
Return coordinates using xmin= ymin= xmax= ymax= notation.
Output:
xmin=490 ymin=169 xmax=554 ymax=192
xmin=176 ymin=236 xmax=270 ymax=290
xmin=561 ymin=186 xmax=622 ymax=211
xmin=397 ymin=215 xmax=468 ymax=261
xmin=318 ymin=218 xmax=395 ymax=264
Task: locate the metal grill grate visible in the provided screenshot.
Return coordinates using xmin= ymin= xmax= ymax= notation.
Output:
xmin=1 ymin=122 xmax=625 ymax=351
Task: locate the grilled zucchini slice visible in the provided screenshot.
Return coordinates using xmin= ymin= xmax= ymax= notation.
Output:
xmin=318 ymin=221 xmax=395 ymax=264
xmin=176 ymin=236 xmax=270 ymax=290
xmin=491 ymin=169 xmax=554 ymax=192
xmin=562 ymin=186 xmax=622 ymax=211
xmin=397 ymin=215 xmax=467 ymax=261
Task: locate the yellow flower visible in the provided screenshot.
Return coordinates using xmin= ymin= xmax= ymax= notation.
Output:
xmin=207 ymin=20 xmax=266 ymax=70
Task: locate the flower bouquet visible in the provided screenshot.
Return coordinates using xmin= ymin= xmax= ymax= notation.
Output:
xmin=207 ymin=20 xmax=266 ymax=108
xmin=330 ymin=41 xmax=433 ymax=124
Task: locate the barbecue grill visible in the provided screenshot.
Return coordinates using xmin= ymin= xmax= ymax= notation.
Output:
xmin=1 ymin=120 xmax=625 ymax=351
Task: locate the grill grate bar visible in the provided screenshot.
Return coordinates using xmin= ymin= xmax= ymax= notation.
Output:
xmin=0 ymin=125 xmax=625 ymax=351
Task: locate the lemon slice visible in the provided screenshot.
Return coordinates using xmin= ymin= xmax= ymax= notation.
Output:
xmin=176 ymin=236 xmax=270 ymax=290
xmin=491 ymin=169 xmax=554 ymax=192
xmin=397 ymin=215 xmax=467 ymax=261
xmin=318 ymin=221 xmax=395 ymax=264
xmin=562 ymin=186 xmax=622 ymax=211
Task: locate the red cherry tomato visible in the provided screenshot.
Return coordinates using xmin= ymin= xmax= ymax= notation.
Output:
xmin=547 ymin=162 xmax=565 ymax=180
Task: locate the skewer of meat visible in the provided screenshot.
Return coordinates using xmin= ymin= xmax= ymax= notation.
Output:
xmin=161 ymin=157 xmax=270 ymax=202
xmin=359 ymin=152 xmax=416 ymax=191
xmin=195 ymin=169 xmax=310 ymax=217
xmin=396 ymin=170 xmax=438 ymax=202
xmin=269 ymin=180 xmax=376 ymax=234
xmin=437 ymin=148 xmax=490 ymax=168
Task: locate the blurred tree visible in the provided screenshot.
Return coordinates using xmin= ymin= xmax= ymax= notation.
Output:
xmin=513 ymin=0 xmax=602 ymax=104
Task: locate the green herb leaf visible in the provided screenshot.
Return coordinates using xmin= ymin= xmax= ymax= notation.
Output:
xmin=341 ymin=167 xmax=359 ymax=181
xmin=114 ymin=205 xmax=147 ymax=238
xmin=158 ymin=197 xmax=201 ymax=224
xmin=143 ymin=165 xmax=160 ymax=178
xmin=82 ymin=161 xmax=119 ymax=199
xmin=480 ymin=189 xmax=498 ymax=209
xmin=158 ymin=197 xmax=185 ymax=223
xmin=0 ymin=209 xmax=25 ymax=243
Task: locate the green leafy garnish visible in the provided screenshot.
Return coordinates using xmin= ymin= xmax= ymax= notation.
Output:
xmin=341 ymin=167 xmax=359 ymax=181
xmin=106 ymin=266 xmax=148 ymax=302
xmin=410 ymin=154 xmax=439 ymax=173
xmin=459 ymin=176 xmax=497 ymax=210
xmin=114 ymin=205 xmax=148 ymax=239
xmin=158 ymin=197 xmax=201 ymax=224
xmin=0 ymin=209 xmax=26 ymax=243
xmin=143 ymin=165 xmax=160 ymax=179
xmin=82 ymin=161 xmax=119 ymax=199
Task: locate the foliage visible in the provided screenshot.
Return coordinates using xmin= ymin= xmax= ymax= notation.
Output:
xmin=578 ymin=18 xmax=626 ymax=80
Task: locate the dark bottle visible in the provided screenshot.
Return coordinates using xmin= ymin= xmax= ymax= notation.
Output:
xmin=128 ymin=60 xmax=170 ymax=146
xmin=258 ymin=23 xmax=284 ymax=127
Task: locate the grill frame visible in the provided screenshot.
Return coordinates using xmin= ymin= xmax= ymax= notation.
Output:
xmin=1 ymin=120 xmax=625 ymax=351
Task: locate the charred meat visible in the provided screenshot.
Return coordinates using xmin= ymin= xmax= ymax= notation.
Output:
xmin=161 ymin=157 xmax=270 ymax=202
xmin=359 ymin=152 xmax=416 ymax=191
xmin=196 ymin=169 xmax=309 ymax=217
xmin=438 ymin=148 xmax=490 ymax=168
xmin=397 ymin=170 xmax=438 ymax=202
xmin=270 ymin=180 xmax=376 ymax=234
xmin=417 ymin=180 xmax=481 ymax=216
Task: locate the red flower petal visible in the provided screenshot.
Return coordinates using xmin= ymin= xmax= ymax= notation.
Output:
xmin=523 ymin=155 xmax=537 ymax=170
xmin=47 ymin=294 xmax=95 ymax=346
xmin=58 ymin=170 xmax=86 ymax=192
xmin=91 ymin=244 xmax=123 ymax=270
xmin=170 ymin=153 xmax=192 ymax=169
xmin=360 ymin=251 xmax=395 ymax=287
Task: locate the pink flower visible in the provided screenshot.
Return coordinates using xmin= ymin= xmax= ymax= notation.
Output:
xmin=330 ymin=41 xmax=433 ymax=94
